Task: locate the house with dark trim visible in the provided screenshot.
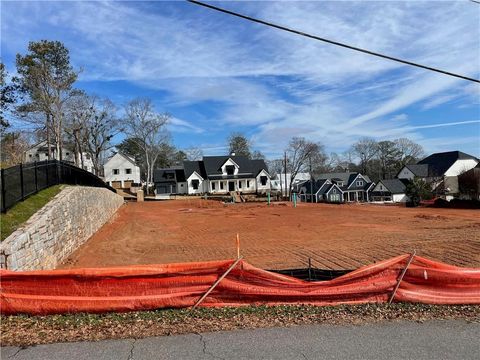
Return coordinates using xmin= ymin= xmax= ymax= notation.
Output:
xmin=371 ymin=179 xmax=409 ymax=203
xmin=298 ymin=172 xmax=374 ymax=203
xmin=397 ymin=151 xmax=479 ymax=200
xmin=154 ymin=154 xmax=271 ymax=196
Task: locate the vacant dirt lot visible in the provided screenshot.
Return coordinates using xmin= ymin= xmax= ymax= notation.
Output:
xmin=61 ymin=199 xmax=480 ymax=270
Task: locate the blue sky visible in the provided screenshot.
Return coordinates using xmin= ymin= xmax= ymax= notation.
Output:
xmin=1 ymin=0 xmax=479 ymax=158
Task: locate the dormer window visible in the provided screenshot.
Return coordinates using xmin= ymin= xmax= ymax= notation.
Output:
xmin=356 ymin=181 xmax=363 ymax=186
xmin=226 ymin=165 xmax=235 ymax=175
xmin=337 ymin=182 xmax=343 ymax=186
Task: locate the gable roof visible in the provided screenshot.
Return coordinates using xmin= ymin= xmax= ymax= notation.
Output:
xmin=154 ymin=167 xmax=186 ymax=183
xmin=417 ymin=151 xmax=479 ymax=177
xmin=316 ymin=172 xmax=372 ymax=188
xmin=184 ymin=161 xmax=207 ymax=179
xmin=202 ymin=156 xmax=269 ymax=178
xmin=404 ymin=164 xmax=429 ymax=177
xmin=377 ymin=179 xmax=406 ymax=194
xmin=106 ymin=152 xmax=138 ymax=166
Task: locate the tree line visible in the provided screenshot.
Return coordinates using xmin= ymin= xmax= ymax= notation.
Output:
xmin=225 ymin=132 xmax=424 ymax=195
xmin=0 ymin=40 xmax=187 ymax=187
xmin=1 ymin=40 xmax=425 ymax=193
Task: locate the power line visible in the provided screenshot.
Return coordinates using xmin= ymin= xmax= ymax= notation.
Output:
xmin=187 ymin=0 xmax=480 ymax=83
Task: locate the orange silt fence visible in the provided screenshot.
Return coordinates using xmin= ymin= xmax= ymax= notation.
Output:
xmin=1 ymin=254 xmax=480 ymax=315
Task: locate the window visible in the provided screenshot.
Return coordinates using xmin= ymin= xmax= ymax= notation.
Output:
xmin=29 ymin=154 xmax=32 ymax=158
xmin=212 ymin=182 xmax=216 ymax=190
xmin=113 ymin=169 xmax=120 ymax=175
xmin=226 ymin=165 xmax=235 ymax=175
xmin=356 ymin=181 xmax=363 ymax=186
xmin=192 ymin=179 xmax=200 ymax=190
xmin=126 ymin=168 xmax=132 ymax=175
xmin=247 ymin=180 xmax=250 ymax=188
xmin=220 ymin=182 xmax=224 ymax=190
xmin=239 ymin=181 xmax=242 ymax=189
xmin=332 ymin=189 xmax=337 ymax=194
xmin=337 ymin=182 xmax=343 ymax=186
xmin=260 ymin=176 xmax=267 ymax=186
xmin=66 ymin=152 xmax=70 ymax=156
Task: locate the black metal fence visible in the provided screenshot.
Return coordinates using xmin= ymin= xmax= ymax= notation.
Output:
xmin=0 ymin=160 xmax=116 ymax=213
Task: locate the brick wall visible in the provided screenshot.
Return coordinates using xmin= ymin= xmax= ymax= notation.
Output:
xmin=0 ymin=186 xmax=124 ymax=271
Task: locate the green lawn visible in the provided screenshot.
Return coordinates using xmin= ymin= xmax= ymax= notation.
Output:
xmin=0 ymin=185 xmax=63 ymax=241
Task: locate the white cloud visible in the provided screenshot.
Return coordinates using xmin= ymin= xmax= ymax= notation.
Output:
xmin=168 ymin=117 xmax=204 ymax=134
xmin=2 ymin=0 xmax=479 ymax=156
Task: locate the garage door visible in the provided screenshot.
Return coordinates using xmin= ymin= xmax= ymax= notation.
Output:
xmin=111 ymin=181 xmax=122 ymax=189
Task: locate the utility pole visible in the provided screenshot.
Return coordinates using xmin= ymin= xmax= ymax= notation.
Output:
xmin=309 ymin=156 xmax=313 ymax=203
xmin=284 ymin=151 xmax=288 ymax=199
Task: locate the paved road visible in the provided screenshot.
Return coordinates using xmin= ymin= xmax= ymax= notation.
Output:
xmin=2 ymin=320 xmax=479 ymax=359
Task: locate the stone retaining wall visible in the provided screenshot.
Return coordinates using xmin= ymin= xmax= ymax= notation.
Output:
xmin=0 ymin=186 xmax=124 ymax=271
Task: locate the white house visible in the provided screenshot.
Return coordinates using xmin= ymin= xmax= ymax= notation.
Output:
xmin=371 ymin=179 xmax=409 ymax=203
xmin=103 ymin=152 xmax=141 ymax=189
xmin=397 ymin=151 xmax=479 ymax=200
xmin=154 ymin=154 xmax=271 ymax=195
xmin=24 ymin=140 xmax=94 ymax=173
xmin=271 ymin=172 xmax=311 ymax=196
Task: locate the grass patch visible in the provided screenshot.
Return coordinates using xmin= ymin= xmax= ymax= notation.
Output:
xmin=0 ymin=185 xmax=63 ymax=241
xmin=1 ymin=304 xmax=479 ymax=347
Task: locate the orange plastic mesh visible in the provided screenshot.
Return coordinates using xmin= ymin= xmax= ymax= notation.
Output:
xmin=1 ymin=254 xmax=479 ymax=315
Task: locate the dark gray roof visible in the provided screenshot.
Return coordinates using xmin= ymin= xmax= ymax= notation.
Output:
xmin=201 ymin=156 xmax=269 ymax=178
xmin=404 ymin=164 xmax=429 ymax=177
xmin=184 ymin=161 xmax=207 ymax=179
xmin=378 ymin=179 xmax=406 ymax=194
xmin=316 ymin=172 xmax=373 ymax=188
xmin=417 ymin=151 xmax=479 ymax=177
xmin=154 ymin=167 xmax=186 ymax=183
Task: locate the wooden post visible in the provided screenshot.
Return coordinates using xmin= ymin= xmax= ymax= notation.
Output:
xmin=192 ymin=257 xmax=243 ymax=310
xmin=308 ymin=258 xmax=312 ymax=281
xmin=388 ymin=251 xmax=416 ymax=305
xmin=236 ymin=233 xmax=240 ymax=259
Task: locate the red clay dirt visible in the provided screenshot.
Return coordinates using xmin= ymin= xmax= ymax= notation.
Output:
xmin=61 ymin=199 xmax=480 ymax=270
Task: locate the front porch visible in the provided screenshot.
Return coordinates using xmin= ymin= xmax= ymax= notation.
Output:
xmin=344 ymin=190 xmax=370 ymax=202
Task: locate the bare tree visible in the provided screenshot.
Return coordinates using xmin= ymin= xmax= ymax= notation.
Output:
xmin=251 ymin=150 xmax=265 ymax=160
xmin=0 ymin=131 xmax=30 ymax=166
xmin=64 ymin=91 xmax=92 ymax=169
xmin=124 ymin=98 xmax=170 ymax=192
xmin=351 ymin=137 xmax=378 ymax=175
xmin=185 ymin=146 xmax=203 ymax=161
xmin=267 ymin=158 xmax=284 ymax=194
xmin=376 ymin=140 xmax=401 ymax=179
xmin=85 ymin=97 xmax=120 ymax=175
xmin=395 ymin=138 xmax=424 ymax=167
xmin=285 ymin=137 xmax=323 ymax=197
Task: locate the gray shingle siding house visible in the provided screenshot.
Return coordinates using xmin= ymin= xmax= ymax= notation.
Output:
xmin=371 ymin=179 xmax=409 ymax=203
xmin=154 ymin=155 xmax=271 ymax=195
xmin=299 ymin=172 xmax=374 ymax=203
